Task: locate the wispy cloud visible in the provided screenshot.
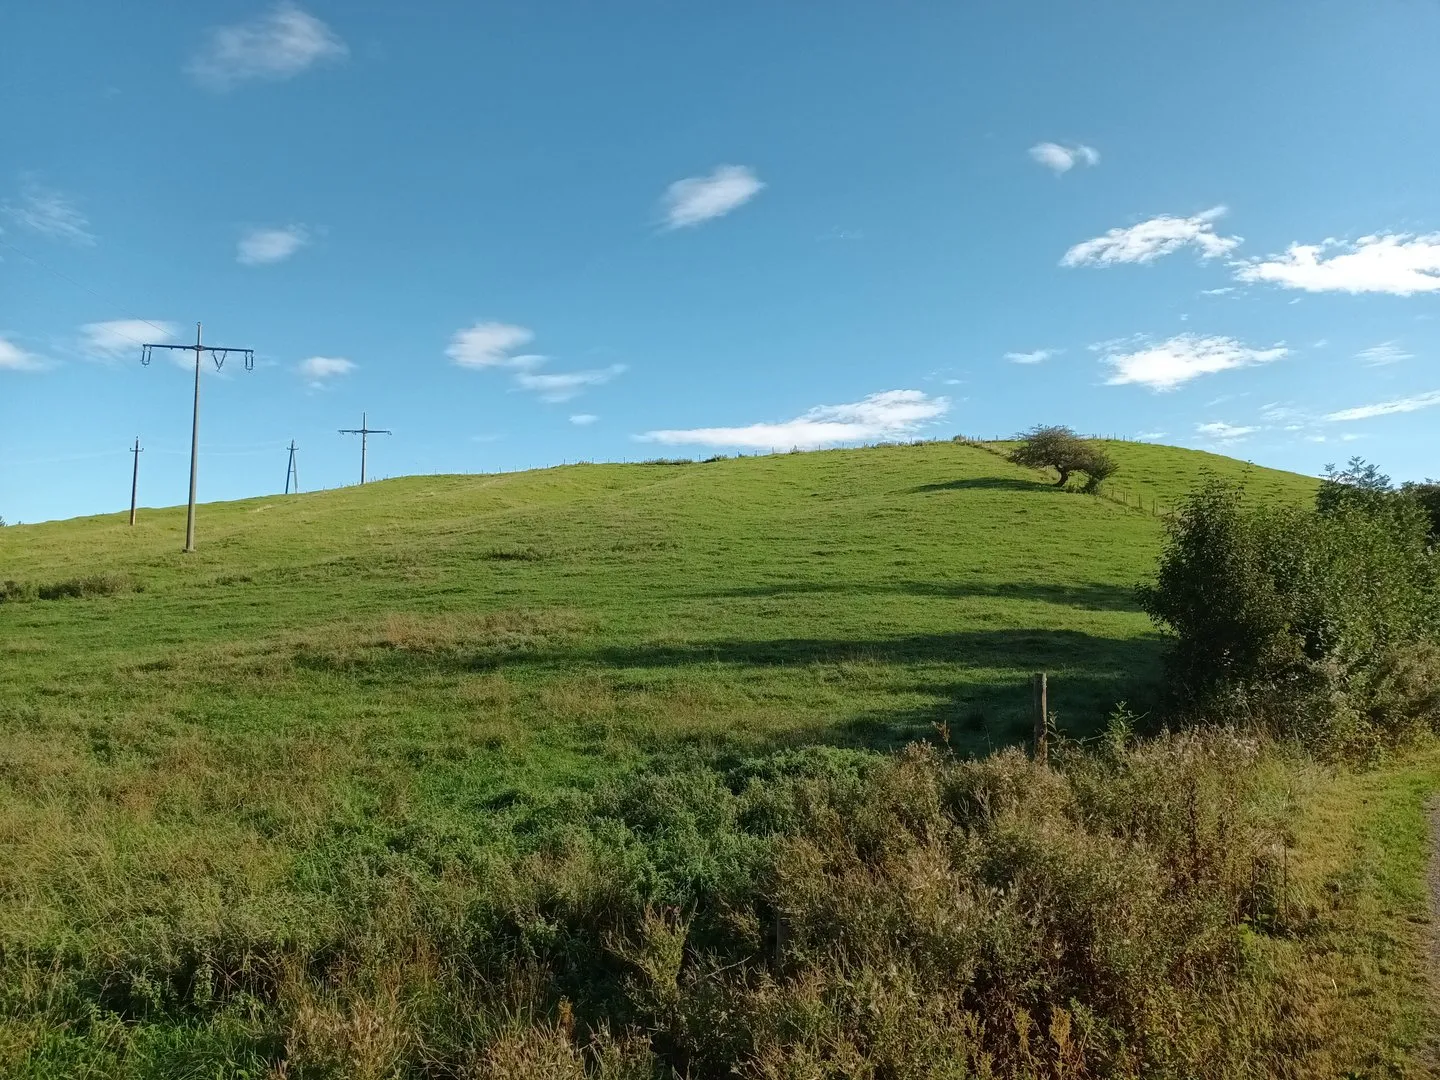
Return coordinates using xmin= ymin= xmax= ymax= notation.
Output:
xmin=1004 ymin=348 xmax=1057 ymax=365
xmin=1200 ymin=286 xmax=1234 ymax=296
xmin=297 ymin=355 xmax=354 ymax=386
xmin=1357 ymin=341 xmax=1411 ymax=367
xmin=446 ymin=322 xmax=538 ymax=369
xmin=569 ymin=414 xmax=598 ymax=426
xmin=0 ymin=335 xmax=47 ymax=372
xmin=1098 ymin=333 xmax=1287 ymax=391
xmin=1062 ymin=207 xmax=1240 ymax=267
xmin=515 ymin=365 xmax=626 ymax=403
xmin=449 ymin=322 xmax=623 ymax=402
xmin=1235 ymin=233 xmax=1440 ymax=295
xmin=1259 ymin=402 xmax=1304 ymax=423
xmin=81 ymin=319 xmax=175 ymax=359
xmin=1028 ymin=142 xmax=1100 ymax=174
xmin=187 ymin=2 xmax=347 ymax=91
xmin=1325 ymin=389 xmax=1440 ymax=422
xmin=1196 ymin=421 xmax=1258 ymax=441
xmin=2 ymin=182 xmax=94 ymax=245
xmin=237 ymin=225 xmax=308 ymax=265
xmin=661 ymin=165 xmax=764 ymax=229
xmin=638 ymin=390 xmax=949 ymax=450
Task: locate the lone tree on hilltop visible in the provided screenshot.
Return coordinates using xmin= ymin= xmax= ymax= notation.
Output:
xmin=1008 ymin=424 xmax=1118 ymax=492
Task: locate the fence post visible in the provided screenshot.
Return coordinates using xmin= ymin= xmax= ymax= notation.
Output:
xmin=1032 ymin=673 xmax=1048 ymax=766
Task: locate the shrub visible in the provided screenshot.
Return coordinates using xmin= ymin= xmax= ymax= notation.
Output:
xmin=1080 ymin=445 xmax=1118 ymax=492
xmin=1008 ymin=425 xmax=1119 ymax=490
xmin=0 ymin=573 xmax=135 ymax=603
xmin=1400 ymin=479 xmax=1440 ymax=541
xmin=1316 ymin=456 xmax=1394 ymax=516
xmin=1138 ymin=480 xmax=1440 ymax=751
xmin=7 ymin=732 xmax=1307 ymax=1079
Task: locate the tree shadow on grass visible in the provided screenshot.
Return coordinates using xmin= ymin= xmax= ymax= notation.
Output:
xmin=909 ymin=477 xmax=1057 ymax=494
xmin=694 ymin=580 xmax=1142 ymax=612
xmin=292 ymin=626 xmax=1161 ymax=747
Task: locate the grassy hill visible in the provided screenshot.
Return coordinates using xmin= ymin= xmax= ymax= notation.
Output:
xmin=0 ymin=440 xmax=1315 ymax=803
xmin=16 ymin=441 xmax=1440 ymax=1079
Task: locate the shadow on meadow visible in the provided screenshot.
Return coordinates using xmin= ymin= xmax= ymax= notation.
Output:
xmin=283 ymin=625 xmax=1162 ymax=744
xmin=907 ymin=476 xmax=1055 ymax=494
xmin=693 ymin=579 xmax=1142 ymax=612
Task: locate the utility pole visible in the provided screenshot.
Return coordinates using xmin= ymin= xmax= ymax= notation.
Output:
xmin=338 ymin=412 xmax=391 ymax=484
xmin=128 ymin=437 xmax=142 ymax=526
xmin=284 ymin=440 xmax=300 ymax=494
xmin=140 ymin=322 xmax=254 ymax=553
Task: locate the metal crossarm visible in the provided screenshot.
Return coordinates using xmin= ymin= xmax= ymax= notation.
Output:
xmin=339 ymin=412 xmax=391 ymax=484
xmin=138 ymin=322 xmax=255 ymax=552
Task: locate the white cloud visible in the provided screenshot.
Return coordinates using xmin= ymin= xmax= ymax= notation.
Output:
xmin=81 ymin=319 xmax=175 ymax=358
xmin=2 ymin=183 xmax=94 ymax=245
xmin=297 ymin=356 xmax=354 ymax=384
xmin=187 ymin=2 xmax=347 ymax=91
xmin=0 ymin=335 xmax=47 ymax=372
xmin=1356 ymin=341 xmax=1411 ymax=367
xmin=1259 ymin=402 xmax=1303 ymax=423
xmin=237 ymin=225 xmax=308 ymax=265
xmin=514 ymin=364 xmax=626 ymax=403
xmin=1136 ymin=430 xmax=1168 ymax=440
xmin=661 ymin=165 xmax=764 ymax=229
xmin=449 ymin=322 xmax=621 ymax=401
xmin=1028 ymin=142 xmax=1100 ymax=174
xmin=1325 ymin=390 xmax=1440 ymax=422
xmin=446 ymin=322 xmax=537 ymax=369
xmin=1200 ymin=286 xmax=1234 ymax=296
xmin=1235 ymin=234 xmax=1440 ymax=295
xmin=1196 ymin=421 xmax=1258 ymax=441
xmin=638 ymin=389 xmax=949 ymax=450
xmin=1099 ymin=333 xmax=1288 ymax=391
xmin=1062 ymin=207 xmax=1240 ymax=267
xmin=569 ymin=413 xmax=598 ymax=426
xmin=1004 ymin=348 xmax=1056 ymax=364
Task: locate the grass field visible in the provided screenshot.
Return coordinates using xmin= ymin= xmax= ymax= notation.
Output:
xmin=13 ymin=437 xmax=1438 ymax=1077
xmin=0 ymin=437 xmax=1318 ymax=892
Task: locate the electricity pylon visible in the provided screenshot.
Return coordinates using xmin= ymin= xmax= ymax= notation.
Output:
xmin=285 ymin=440 xmax=299 ymax=494
xmin=128 ymin=437 xmax=142 ymax=526
xmin=339 ymin=412 xmax=390 ymax=484
xmin=140 ymin=322 xmax=254 ymax=552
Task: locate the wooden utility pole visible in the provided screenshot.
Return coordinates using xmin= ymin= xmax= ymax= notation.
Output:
xmin=285 ymin=440 xmax=300 ymax=494
xmin=1032 ymin=673 xmax=1049 ymax=766
xmin=339 ymin=412 xmax=391 ymax=484
xmin=140 ymin=323 xmax=254 ymax=552
xmin=128 ymin=437 xmax=142 ymax=526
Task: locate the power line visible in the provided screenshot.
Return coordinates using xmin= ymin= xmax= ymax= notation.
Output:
xmin=0 ymin=236 xmax=173 ymax=342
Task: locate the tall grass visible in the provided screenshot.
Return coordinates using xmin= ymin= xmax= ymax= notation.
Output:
xmin=6 ymin=727 xmax=1425 ymax=1078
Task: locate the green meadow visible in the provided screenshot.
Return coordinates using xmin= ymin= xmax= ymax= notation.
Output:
xmin=9 ymin=438 xmax=1438 ymax=1078
xmin=0 ymin=439 xmax=1316 ymax=805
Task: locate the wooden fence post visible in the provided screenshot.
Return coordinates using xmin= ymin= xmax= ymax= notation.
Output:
xmin=1032 ymin=673 xmax=1048 ymax=766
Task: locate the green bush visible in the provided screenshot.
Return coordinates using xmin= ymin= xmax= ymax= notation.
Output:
xmin=1138 ymin=480 xmax=1440 ymax=751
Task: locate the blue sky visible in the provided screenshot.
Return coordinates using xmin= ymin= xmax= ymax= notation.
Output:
xmin=3 ymin=1 xmax=1439 ymax=523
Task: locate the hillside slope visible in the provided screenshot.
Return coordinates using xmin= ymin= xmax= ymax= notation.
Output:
xmin=0 ymin=440 xmax=1314 ymax=800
